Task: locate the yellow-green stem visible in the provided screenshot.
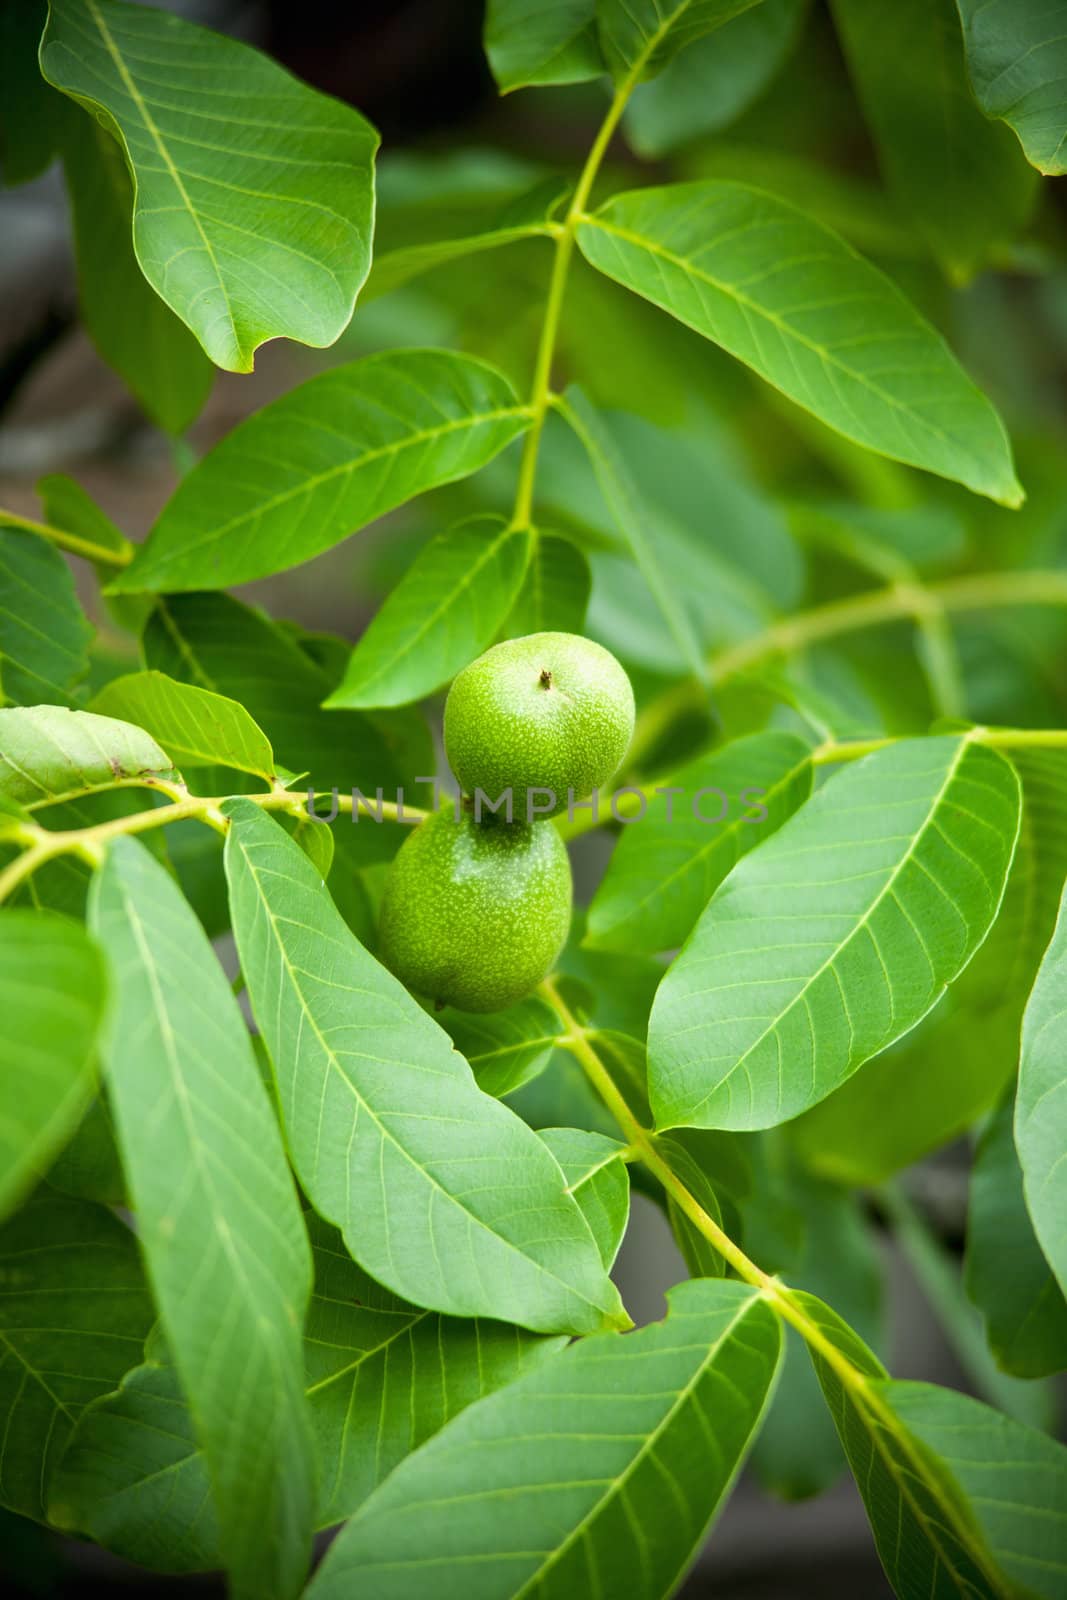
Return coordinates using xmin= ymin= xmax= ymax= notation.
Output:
xmin=537 ymin=976 xmax=1011 ymax=1596
xmin=511 ymin=85 xmax=630 ymax=529
xmin=629 ymin=567 xmax=1067 ymax=766
xmin=0 ymin=786 xmax=424 ymax=905
xmin=0 ymin=506 xmax=134 ymax=569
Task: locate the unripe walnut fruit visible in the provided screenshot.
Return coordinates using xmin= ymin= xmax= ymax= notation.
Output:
xmin=378 ymin=807 xmax=572 ymax=1013
xmin=443 ymin=632 xmax=635 ymax=819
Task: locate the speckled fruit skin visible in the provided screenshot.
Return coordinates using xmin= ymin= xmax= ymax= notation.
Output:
xmin=377 ymin=806 xmax=573 ymax=1013
xmin=443 ymin=632 xmax=635 ymax=820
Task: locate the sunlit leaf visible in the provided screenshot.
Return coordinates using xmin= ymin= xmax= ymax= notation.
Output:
xmin=0 ymin=706 xmax=174 ymax=808
xmin=113 ymin=350 xmax=531 ymax=592
xmin=306 ymin=1278 xmax=781 ymax=1600
xmin=326 ymin=518 xmax=532 ymax=710
xmin=802 ymin=1291 xmax=1067 ymax=1597
xmin=649 ymin=737 xmax=1020 ymax=1131
xmin=538 ymin=1127 xmax=630 ymax=1268
xmin=91 ymin=671 xmax=275 ymax=785
xmin=500 ymin=532 xmax=591 ymax=638
xmin=576 ymin=183 xmax=1023 ymax=504
xmin=41 ymin=0 xmax=378 ymax=371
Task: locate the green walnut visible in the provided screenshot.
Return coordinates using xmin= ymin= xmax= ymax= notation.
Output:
xmin=378 ymin=806 xmax=572 ymax=1013
xmin=444 ymin=632 xmax=635 ymax=820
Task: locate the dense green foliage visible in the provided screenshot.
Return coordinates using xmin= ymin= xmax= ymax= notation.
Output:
xmin=1 ymin=1 xmax=1066 ymax=1596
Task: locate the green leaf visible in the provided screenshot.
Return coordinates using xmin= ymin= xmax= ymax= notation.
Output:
xmin=831 ymin=0 xmax=1036 ymax=283
xmin=575 ymin=183 xmax=1023 ymax=505
xmin=1016 ymin=876 xmax=1067 ymax=1303
xmin=0 ymin=913 xmax=104 ymax=1221
xmin=326 ymin=518 xmax=533 ymax=710
xmin=792 ymin=744 xmax=1067 ymax=1182
xmin=648 ymin=736 xmax=1020 ymax=1131
xmin=223 ymin=799 xmax=628 ymax=1337
xmin=587 ymin=730 xmax=813 ymax=954
xmin=57 ymin=105 xmax=213 ymax=433
xmin=966 ymin=1094 xmax=1067 ymax=1378
xmin=113 ymin=350 xmax=531 ymax=593
xmin=0 ymin=1191 xmax=153 ymax=1522
xmin=0 ymin=527 xmax=91 ymax=707
xmin=803 ymin=1292 xmax=1067 ymax=1598
xmin=306 ymin=1278 xmax=781 ymax=1600
xmin=624 ymin=0 xmax=805 ymax=156
xmin=0 ymin=706 xmax=174 ymax=808
xmin=89 ymin=837 xmax=316 ymax=1600
xmin=485 ymin=0 xmax=604 ymax=92
xmin=597 ymin=0 xmax=765 ymax=82
xmin=441 ymin=994 xmax=564 ymax=1098
xmin=142 ymin=592 xmax=432 ymax=807
xmin=555 ymin=388 xmax=711 ymax=689
xmin=500 ymin=532 xmax=590 ymax=637
xmin=51 ymin=1209 xmax=566 ymax=1566
xmin=90 ymin=671 xmax=275 ymax=785
xmin=957 ymin=0 xmax=1067 ymax=175
xmin=40 ymin=0 xmax=378 ymax=372
xmin=537 ymin=1127 xmax=630 ymax=1268
xmin=656 ymin=1133 xmax=728 ymax=1277
xmin=366 ymin=177 xmax=566 ymax=300
xmin=49 ymin=1360 xmax=220 ymax=1572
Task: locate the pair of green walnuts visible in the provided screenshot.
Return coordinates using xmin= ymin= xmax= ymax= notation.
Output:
xmin=379 ymin=632 xmax=635 ymax=1013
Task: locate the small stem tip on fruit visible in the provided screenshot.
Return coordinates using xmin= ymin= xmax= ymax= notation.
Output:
xmin=539 ymin=668 xmax=552 ymax=688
